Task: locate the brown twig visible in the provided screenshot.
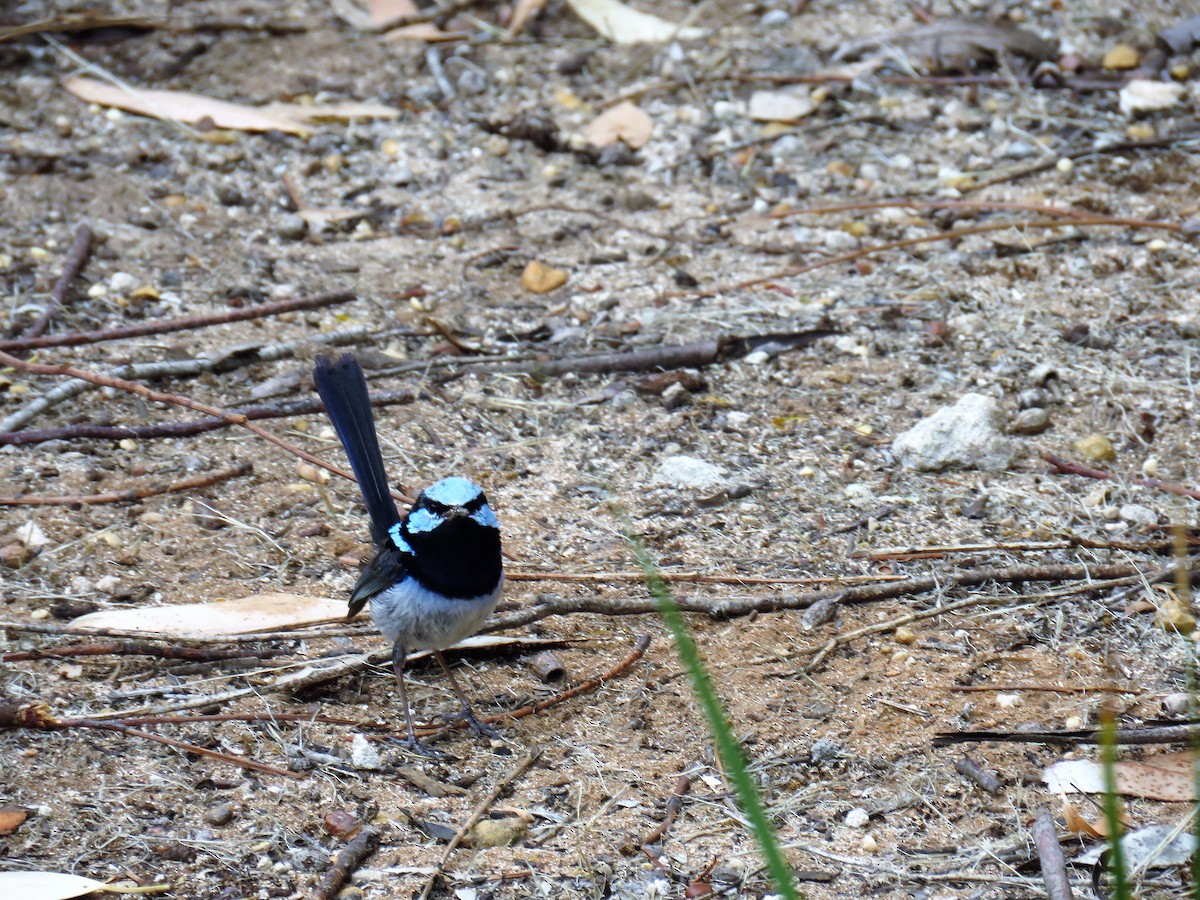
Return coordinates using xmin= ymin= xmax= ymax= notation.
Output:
xmin=0 ymin=389 xmax=415 ymax=446
xmin=0 ymin=700 xmax=301 ymax=778
xmin=313 ymin=826 xmax=381 ymax=900
xmin=1044 ymin=453 xmax=1200 ymax=501
xmin=0 ymin=290 xmax=355 ymax=352
xmin=506 ymin=570 xmax=901 ymax=586
xmin=949 ymin=683 xmax=1141 ymax=695
xmin=417 ymin=746 xmax=543 ymax=900
xmin=1031 ymin=809 xmax=1074 ymax=900
xmin=21 ymin=221 xmax=92 ymax=340
xmin=934 ymin=723 xmax=1200 ymax=747
xmin=0 ymin=349 xmax=411 ymax=503
xmin=0 ymin=460 xmax=253 ymax=506
xmin=473 ymin=633 xmax=651 ymax=729
xmin=953 ymin=756 xmax=1002 ymax=794
xmin=639 ymin=774 xmax=693 ymax=848
xmin=0 ymin=639 xmax=278 ymax=662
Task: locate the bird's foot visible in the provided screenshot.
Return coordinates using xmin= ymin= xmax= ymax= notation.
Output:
xmin=386 ymin=733 xmax=453 ymax=759
xmin=443 ymin=706 xmax=503 ymax=740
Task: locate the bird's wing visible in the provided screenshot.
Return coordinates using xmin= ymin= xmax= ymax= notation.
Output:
xmin=348 ymin=544 xmax=408 ymax=620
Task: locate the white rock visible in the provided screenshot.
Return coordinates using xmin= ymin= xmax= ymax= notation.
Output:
xmin=95 ymin=575 xmax=121 ymax=594
xmin=891 ymin=393 xmax=1018 ymax=472
xmin=1119 ymin=80 xmax=1185 ymax=116
xmin=845 ymin=807 xmax=870 ymax=828
xmin=1119 ymin=503 xmax=1158 ymax=527
xmin=109 ymin=271 xmax=137 ymax=292
xmin=15 ymin=520 xmax=49 ymax=549
xmin=654 ymin=455 xmax=728 ymax=490
xmin=350 ymin=734 xmax=383 ymax=770
xmin=747 ymin=90 xmax=814 ymax=123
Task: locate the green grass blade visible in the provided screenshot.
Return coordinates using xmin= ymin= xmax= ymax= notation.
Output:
xmin=621 ymin=523 xmax=799 ymax=900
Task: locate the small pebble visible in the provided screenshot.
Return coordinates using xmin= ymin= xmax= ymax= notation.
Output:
xmin=205 ymin=803 xmax=235 ymax=826
xmin=276 ymin=214 xmax=308 ymax=241
xmin=1102 ymin=44 xmax=1140 ymax=69
xmin=1010 ymin=407 xmax=1050 ymax=435
xmin=893 ymin=626 xmax=916 ymax=645
xmin=1162 ymin=693 xmax=1191 ymax=716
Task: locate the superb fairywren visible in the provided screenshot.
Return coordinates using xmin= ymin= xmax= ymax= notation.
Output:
xmin=313 ymin=354 xmax=505 ymax=755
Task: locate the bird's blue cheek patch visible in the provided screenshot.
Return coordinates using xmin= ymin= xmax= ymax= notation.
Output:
xmin=471 ymin=504 xmax=499 ymax=529
xmin=406 ymin=508 xmax=443 ymax=534
xmin=388 ymin=524 xmax=414 ymax=554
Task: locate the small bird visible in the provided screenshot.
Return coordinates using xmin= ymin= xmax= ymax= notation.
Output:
xmin=313 ymin=353 xmax=504 ymax=755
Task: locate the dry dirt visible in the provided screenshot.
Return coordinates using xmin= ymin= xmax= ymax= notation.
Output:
xmin=3 ymin=1 xmax=1200 ymax=897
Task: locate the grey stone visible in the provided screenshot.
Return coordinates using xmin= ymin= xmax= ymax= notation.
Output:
xmin=892 ymin=393 xmax=1018 ymax=472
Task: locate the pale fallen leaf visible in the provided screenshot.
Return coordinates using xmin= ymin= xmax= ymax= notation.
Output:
xmin=832 ymin=18 xmax=1057 ymax=71
xmin=582 ymin=101 xmax=652 ymax=148
xmin=71 ymin=592 xmax=350 ymax=636
xmin=1075 ymin=822 xmax=1198 ymax=868
xmin=521 ymin=260 xmax=569 ymax=293
xmin=508 ymin=0 xmax=548 ymax=36
xmin=565 ymin=0 xmax=706 ymax=44
xmin=370 ymin=0 xmax=419 ymax=28
xmin=381 ymin=22 xmax=468 ymax=42
xmin=0 ymin=872 xmax=160 ymax=898
xmin=64 ymin=77 xmax=399 ymax=134
xmin=747 ymin=90 xmax=815 ymax=123
xmin=1045 ymin=750 xmax=1197 ymax=801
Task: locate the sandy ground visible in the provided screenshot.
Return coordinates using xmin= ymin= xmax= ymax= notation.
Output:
xmin=3 ymin=0 xmax=1200 ymax=896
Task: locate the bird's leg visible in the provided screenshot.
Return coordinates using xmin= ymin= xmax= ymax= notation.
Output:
xmin=433 ymin=649 xmax=502 ymax=740
xmin=389 ymin=642 xmax=448 ymax=758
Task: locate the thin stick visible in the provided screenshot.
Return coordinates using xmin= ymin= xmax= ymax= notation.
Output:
xmin=950 ymin=683 xmax=1141 ymax=695
xmin=21 ymin=222 xmax=92 ymax=340
xmin=1044 ymin=453 xmax=1200 ymax=501
xmin=506 ymin=571 xmax=901 ymax=586
xmin=0 ymin=349 xmax=403 ymax=499
xmin=1031 ymin=809 xmax=1074 ymax=900
xmin=467 ymin=634 xmax=651 ymax=729
xmin=416 ymin=746 xmax=543 ymax=900
xmin=0 ymin=702 xmax=301 ymax=778
xmin=313 ymin=826 xmax=381 ymax=900
xmin=0 ymin=640 xmax=279 ymax=662
xmin=0 ymin=289 xmax=355 ymax=351
xmin=639 ymin=774 xmax=693 ymax=847
xmin=0 ymin=387 xmax=413 ymax=446
xmin=0 ymin=461 xmax=253 ymax=506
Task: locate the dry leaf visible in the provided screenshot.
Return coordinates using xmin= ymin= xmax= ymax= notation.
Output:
xmin=0 ymin=806 xmax=28 ymax=836
xmin=565 ymin=0 xmax=706 ymax=44
xmin=63 ymin=77 xmax=399 ymax=134
xmin=832 ymin=18 xmax=1057 ymax=72
xmin=582 ymin=101 xmax=652 ymax=148
xmin=370 ymin=0 xmax=419 ymax=28
xmin=1075 ymin=823 xmax=1198 ymax=868
xmin=0 ymin=872 xmax=138 ymax=899
xmin=1045 ymin=750 xmax=1197 ymax=801
xmin=1062 ymin=800 xmax=1120 ymax=837
xmin=521 ymin=260 xmax=569 ymax=293
xmin=747 ymin=90 xmax=815 ymax=123
xmin=508 ymin=0 xmax=548 ymax=35
xmin=71 ymin=592 xmax=350 ymax=636
xmin=382 ymin=22 xmax=467 ymax=42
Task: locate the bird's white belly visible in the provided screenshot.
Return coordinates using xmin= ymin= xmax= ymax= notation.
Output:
xmin=369 ymin=574 xmax=504 ymax=651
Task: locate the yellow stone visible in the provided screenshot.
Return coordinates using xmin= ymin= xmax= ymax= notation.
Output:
xmin=1103 ymin=44 xmax=1139 ymax=69
xmin=521 ymin=260 xmax=569 ymax=293
xmin=1156 ymin=598 xmax=1196 ymax=634
xmin=1074 ymin=433 xmax=1115 ymax=462
xmin=894 ymin=626 xmax=917 ymax=645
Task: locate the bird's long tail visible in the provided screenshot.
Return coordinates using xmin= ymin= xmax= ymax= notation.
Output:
xmin=313 ymin=354 xmax=400 ymax=546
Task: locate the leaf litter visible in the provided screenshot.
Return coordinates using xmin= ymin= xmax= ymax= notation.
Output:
xmin=4 ymin=0 xmax=1200 ymax=897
